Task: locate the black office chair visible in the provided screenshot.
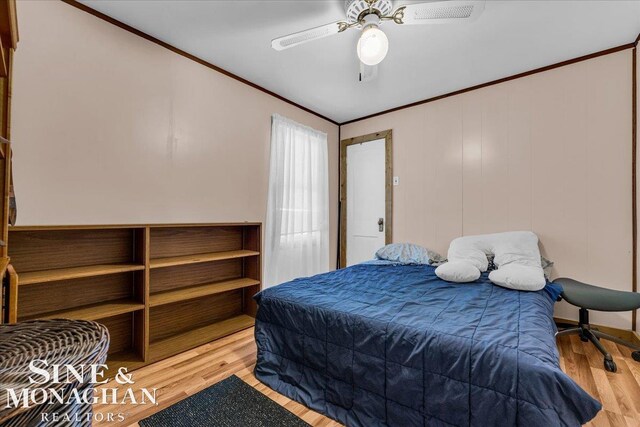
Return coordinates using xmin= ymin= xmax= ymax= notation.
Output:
xmin=554 ymin=278 xmax=640 ymax=373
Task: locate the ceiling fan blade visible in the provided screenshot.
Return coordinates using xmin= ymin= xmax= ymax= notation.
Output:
xmin=396 ymin=0 xmax=485 ymax=25
xmin=272 ymin=21 xmax=348 ymax=51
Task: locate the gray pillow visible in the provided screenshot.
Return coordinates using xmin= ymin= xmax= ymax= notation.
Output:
xmin=375 ymin=243 xmax=445 ymax=266
xmin=540 ymin=256 xmax=554 ymax=278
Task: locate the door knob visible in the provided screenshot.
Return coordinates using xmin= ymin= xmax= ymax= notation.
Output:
xmin=378 ymin=218 xmax=384 ymax=232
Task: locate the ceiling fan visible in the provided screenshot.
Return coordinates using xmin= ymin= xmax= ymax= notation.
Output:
xmin=272 ymin=0 xmax=485 ymax=67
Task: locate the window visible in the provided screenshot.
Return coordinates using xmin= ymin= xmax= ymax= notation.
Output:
xmin=263 ymin=114 xmax=329 ymax=288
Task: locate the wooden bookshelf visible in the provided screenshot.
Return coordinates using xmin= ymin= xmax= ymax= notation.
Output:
xmin=19 ymin=264 xmax=145 ymax=285
xmin=24 ymin=300 xmax=145 ymax=321
xmin=8 ymin=223 xmax=261 ymax=374
xmin=0 ymin=0 xmax=18 ymax=324
xmin=104 ymin=351 xmax=146 ymax=378
xmin=148 ymin=314 xmax=255 ymax=362
xmin=150 ymin=249 xmax=259 ymax=269
xmin=0 ymin=256 xmax=9 ymax=280
xmin=150 ymin=278 xmax=259 ymax=307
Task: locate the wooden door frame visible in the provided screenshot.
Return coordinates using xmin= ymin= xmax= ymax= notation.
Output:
xmin=339 ymin=129 xmax=393 ymax=268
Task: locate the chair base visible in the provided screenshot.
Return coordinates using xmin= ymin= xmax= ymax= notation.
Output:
xmin=555 ymin=308 xmax=640 ymax=373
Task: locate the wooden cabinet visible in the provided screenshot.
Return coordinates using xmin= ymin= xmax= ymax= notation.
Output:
xmin=0 ymin=0 xmax=18 ymax=323
xmin=8 ymin=223 xmax=261 ymax=375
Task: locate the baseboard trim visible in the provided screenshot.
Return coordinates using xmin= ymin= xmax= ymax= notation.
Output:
xmin=554 ymin=317 xmax=640 ymax=346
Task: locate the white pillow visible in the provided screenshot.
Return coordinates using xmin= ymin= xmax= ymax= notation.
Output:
xmin=447 ymin=237 xmax=489 ymax=271
xmin=435 ymin=261 xmax=480 ymax=283
xmin=435 ymin=231 xmax=546 ymax=291
xmin=492 ymin=232 xmax=541 ymax=269
xmin=489 ymin=264 xmax=545 ymax=291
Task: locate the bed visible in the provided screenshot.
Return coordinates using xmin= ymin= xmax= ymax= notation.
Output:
xmin=253 ymin=262 xmax=601 ymax=426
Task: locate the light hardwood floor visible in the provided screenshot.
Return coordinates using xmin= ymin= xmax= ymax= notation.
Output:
xmin=557 ymin=332 xmax=640 ymax=427
xmin=94 ymin=327 xmax=640 ymax=427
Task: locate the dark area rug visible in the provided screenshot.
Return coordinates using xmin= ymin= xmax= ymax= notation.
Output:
xmin=139 ymin=375 xmax=310 ymax=427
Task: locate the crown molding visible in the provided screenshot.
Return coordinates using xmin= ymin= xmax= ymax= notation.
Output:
xmin=60 ymin=1 xmax=640 ymax=129
xmin=341 ymin=42 xmax=636 ymax=125
xmin=60 ymin=0 xmax=339 ymax=126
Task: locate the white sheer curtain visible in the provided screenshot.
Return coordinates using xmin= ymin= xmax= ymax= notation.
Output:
xmin=264 ymin=114 xmax=330 ymax=288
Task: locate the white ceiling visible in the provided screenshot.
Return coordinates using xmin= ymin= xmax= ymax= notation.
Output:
xmin=79 ymin=0 xmax=640 ymax=124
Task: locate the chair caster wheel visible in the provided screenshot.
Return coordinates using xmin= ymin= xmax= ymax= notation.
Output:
xmin=580 ymin=334 xmax=588 ymax=342
xmin=604 ymin=359 xmax=617 ymax=373
xmin=633 ymin=351 xmax=640 ymax=362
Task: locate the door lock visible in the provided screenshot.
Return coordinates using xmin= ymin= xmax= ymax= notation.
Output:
xmin=378 ymin=218 xmax=384 ymax=232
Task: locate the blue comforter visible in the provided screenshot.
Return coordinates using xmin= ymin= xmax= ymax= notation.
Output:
xmin=254 ymin=263 xmax=601 ymax=426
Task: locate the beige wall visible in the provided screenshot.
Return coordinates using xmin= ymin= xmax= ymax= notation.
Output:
xmin=11 ymin=1 xmax=339 ymax=264
xmin=342 ymin=50 xmax=634 ymax=329
xmin=10 ymin=2 xmax=637 ymax=329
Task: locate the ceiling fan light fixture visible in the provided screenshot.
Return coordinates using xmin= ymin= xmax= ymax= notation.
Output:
xmin=357 ymin=23 xmax=389 ymax=66
xmin=272 ymin=0 xmax=487 ymax=76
